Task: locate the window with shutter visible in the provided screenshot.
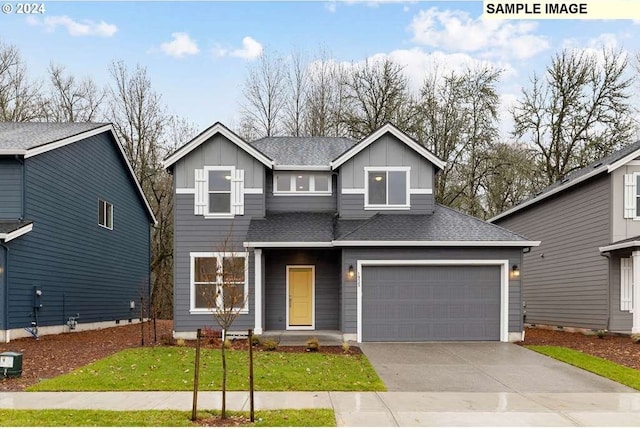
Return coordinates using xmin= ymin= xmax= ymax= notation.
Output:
xmin=624 ymin=174 xmax=638 ymax=219
xmin=194 ymin=166 xmax=245 ymax=217
xmin=621 ymin=257 xmax=633 ymax=312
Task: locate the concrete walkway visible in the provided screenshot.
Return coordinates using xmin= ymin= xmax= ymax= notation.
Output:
xmin=2 ymin=391 xmax=640 ymax=426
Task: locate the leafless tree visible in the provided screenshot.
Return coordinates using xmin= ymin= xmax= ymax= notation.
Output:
xmin=283 ymin=49 xmax=308 ymax=136
xmin=43 ymin=63 xmax=105 ymax=122
xmin=0 ymin=40 xmax=44 ymax=121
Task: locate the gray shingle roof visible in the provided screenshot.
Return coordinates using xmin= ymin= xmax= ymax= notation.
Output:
xmin=249 ymin=137 xmax=357 ymax=166
xmin=0 ymin=122 xmax=107 ymax=151
xmin=246 ymin=206 xmax=530 ymax=244
xmin=0 ymin=220 xmax=32 ymax=234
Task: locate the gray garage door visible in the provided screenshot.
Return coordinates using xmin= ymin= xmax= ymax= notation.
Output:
xmin=362 ymin=265 xmax=501 ymax=341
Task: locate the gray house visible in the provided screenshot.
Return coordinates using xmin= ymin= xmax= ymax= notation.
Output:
xmin=0 ymin=123 xmax=156 ymax=342
xmin=164 ymin=122 xmax=538 ymax=342
xmin=491 ymin=142 xmax=640 ymax=335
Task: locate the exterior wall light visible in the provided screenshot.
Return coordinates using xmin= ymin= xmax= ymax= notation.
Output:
xmin=347 ymin=264 xmax=355 ymax=279
xmin=511 ymin=264 xmax=520 ymax=279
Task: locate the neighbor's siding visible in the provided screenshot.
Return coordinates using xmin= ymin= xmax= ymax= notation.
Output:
xmin=0 ymin=245 xmax=5 ymax=330
xmin=340 ymin=247 xmax=523 ymax=335
xmin=6 ymin=132 xmax=151 ymax=330
xmin=0 ymin=157 xmax=23 ymax=219
xmin=263 ymin=249 xmax=340 ymax=330
xmin=496 ymin=175 xmax=611 ymax=330
xmin=265 ymin=171 xmax=337 ymax=213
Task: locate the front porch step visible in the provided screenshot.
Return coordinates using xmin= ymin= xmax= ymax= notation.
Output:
xmin=259 ymin=330 xmax=343 ymax=346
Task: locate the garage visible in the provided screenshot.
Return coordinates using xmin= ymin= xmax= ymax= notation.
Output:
xmin=360 ymin=264 xmax=502 ymax=342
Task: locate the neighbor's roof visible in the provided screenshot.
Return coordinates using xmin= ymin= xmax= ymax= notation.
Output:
xmin=0 ymin=220 xmax=33 ymax=242
xmin=0 ymin=122 xmax=107 ymax=152
xmin=249 ymin=137 xmax=357 ymax=168
xmin=244 ymin=207 xmax=538 ymax=248
xmin=489 ymin=140 xmax=640 ymax=223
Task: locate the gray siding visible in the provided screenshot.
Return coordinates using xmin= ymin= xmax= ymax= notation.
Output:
xmin=608 ymin=255 xmax=632 ymax=332
xmin=6 ymin=133 xmax=151 ymax=330
xmin=264 ymin=249 xmax=340 ymax=330
xmin=496 ymin=175 xmax=611 ymax=330
xmin=174 ymin=134 xmax=265 ymax=189
xmin=265 ymin=171 xmax=337 ymax=213
xmin=0 ymin=157 xmax=23 ymax=219
xmin=0 ymin=245 xmax=5 ymax=329
xmin=339 ymin=193 xmax=434 ymax=218
xmin=173 ymin=193 xmax=262 ymax=333
xmin=341 ymin=247 xmax=523 ymax=335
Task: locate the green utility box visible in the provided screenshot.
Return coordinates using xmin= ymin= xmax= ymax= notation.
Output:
xmin=0 ymin=351 xmax=23 ymax=378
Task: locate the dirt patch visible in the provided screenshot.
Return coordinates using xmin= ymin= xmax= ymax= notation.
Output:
xmin=519 ymin=327 xmax=640 ymax=370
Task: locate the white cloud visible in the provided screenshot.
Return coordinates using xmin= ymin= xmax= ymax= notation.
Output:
xmin=27 ymin=15 xmax=117 ymax=37
xmin=213 ymin=36 xmax=263 ymax=60
xmin=325 ymin=1 xmax=337 ymax=13
xmin=160 ymin=32 xmax=199 ymax=58
xmin=409 ymin=7 xmax=548 ymax=60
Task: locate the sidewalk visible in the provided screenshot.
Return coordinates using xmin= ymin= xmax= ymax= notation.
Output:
xmin=2 ymin=391 xmax=640 ymax=426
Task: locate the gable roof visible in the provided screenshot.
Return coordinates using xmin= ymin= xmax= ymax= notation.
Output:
xmin=489 ymin=140 xmax=640 ymax=223
xmin=331 ymin=123 xmax=446 ymax=171
xmin=0 ymin=220 xmax=33 ymax=242
xmin=0 ymin=122 xmax=157 ymax=225
xmin=249 ymin=136 xmax=357 ymax=169
xmin=162 ymin=122 xmax=273 ymax=169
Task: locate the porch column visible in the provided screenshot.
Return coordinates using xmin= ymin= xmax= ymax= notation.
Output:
xmin=254 ymin=249 xmax=263 ymax=335
xmin=633 ymin=251 xmax=640 ymax=334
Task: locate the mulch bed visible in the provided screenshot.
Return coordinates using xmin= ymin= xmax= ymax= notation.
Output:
xmin=518 ymin=327 xmax=640 ymax=370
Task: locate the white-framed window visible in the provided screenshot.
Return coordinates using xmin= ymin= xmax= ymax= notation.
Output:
xmin=194 ymin=166 xmax=244 ymax=217
xmin=98 ymin=199 xmax=113 ymax=230
xmin=273 ymin=173 xmax=332 ymax=195
xmin=621 ymin=257 xmax=634 ymax=312
xmin=364 ymin=167 xmax=410 ymax=210
xmin=190 ymin=251 xmax=249 ymax=314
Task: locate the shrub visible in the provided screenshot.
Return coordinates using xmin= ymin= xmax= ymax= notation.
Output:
xmin=251 ymin=335 xmax=261 ymax=346
xmin=596 ymin=329 xmax=607 ymax=339
xmin=262 ymin=338 xmax=279 ymax=351
xmin=305 ymin=337 xmax=320 ymax=352
xmin=341 ymin=341 xmax=350 ymax=353
xmin=176 ymin=338 xmax=186 ymax=347
xmin=631 ymin=333 xmax=640 ymax=344
xmin=223 ymin=338 xmax=232 ymax=349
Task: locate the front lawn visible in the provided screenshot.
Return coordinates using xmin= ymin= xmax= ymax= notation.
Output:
xmin=526 ymin=345 xmax=640 ymax=390
xmin=0 ymin=409 xmax=336 ymax=427
xmin=28 ymin=347 xmax=384 ymax=392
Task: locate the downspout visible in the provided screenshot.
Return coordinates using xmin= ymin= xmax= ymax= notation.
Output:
xmin=1 ymin=242 xmax=9 ymax=341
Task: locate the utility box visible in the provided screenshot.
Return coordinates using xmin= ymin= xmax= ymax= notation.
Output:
xmin=0 ymin=352 xmax=23 ymax=378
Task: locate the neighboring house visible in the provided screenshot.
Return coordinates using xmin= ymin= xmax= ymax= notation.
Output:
xmin=164 ymin=122 xmax=537 ymax=343
xmin=0 ymin=123 xmax=156 ymax=342
xmin=490 ymin=142 xmax=640 ymax=335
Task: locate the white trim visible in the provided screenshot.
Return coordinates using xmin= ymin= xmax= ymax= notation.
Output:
xmin=364 ymin=166 xmax=411 ymax=209
xmin=0 ymin=149 xmax=26 ymax=155
xmin=286 ymin=265 xmax=315 ymax=330
xmin=254 ymin=249 xmax=263 ymax=335
xmin=0 ymin=223 xmax=33 ymax=242
xmin=273 ymin=172 xmax=332 ymax=196
xmin=355 ymin=259 xmax=510 ymax=343
xmin=98 ymin=199 xmax=114 ymax=230
xmin=633 ymin=251 xmax=640 ymax=334
xmin=607 ymin=147 xmax=640 ymax=173
xmin=24 ymin=125 xmax=112 ymax=159
xmin=244 ymin=241 xmax=333 ymax=248
xmin=341 ymin=188 xmax=365 ymax=195
xmin=621 ymin=257 xmax=633 ymax=312
xmin=176 ymin=188 xmax=195 ymax=194
xmin=626 ymin=161 xmax=640 ymax=166
xmin=244 ymin=188 xmax=263 ymax=194
xmin=599 ymin=241 xmax=640 ymax=252
xmin=335 ymin=240 xmax=541 ymax=247
xmin=273 ymin=165 xmax=331 ymax=171
xmin=331 ymin=123 xmax=446 ymax=170
xmin=163 ymin=122 xmax=273 ymax=169
xmin=204 ymin=165 xmax=235 ymax=217
xmin=410 ymin=188 xmax=433 ymax=195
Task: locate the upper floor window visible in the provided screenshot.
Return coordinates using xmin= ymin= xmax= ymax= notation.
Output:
xmin=273 ymin=173 xmax=331 ymax=195
xmin=194 ymin=166 xmax=244 ymax=217
xmin=208 ymin=168 xmax=233 ymax=215
xmin=191 ymin=252 xmax=248 ymax=313
xmin=365 ymin=167 xmax=410 ymax=210
xmin=98 ymin=199 xmax=113 ymax=229
xmin=623 ymin=173 xmax=640 ymax=219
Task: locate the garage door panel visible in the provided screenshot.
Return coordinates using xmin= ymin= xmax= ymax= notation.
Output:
xmin=362 ymin=265 xmax=501 ymax=341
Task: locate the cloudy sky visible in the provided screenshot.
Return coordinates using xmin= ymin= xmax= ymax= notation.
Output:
xmin=1 ymin=1 xmax=640 ymax=136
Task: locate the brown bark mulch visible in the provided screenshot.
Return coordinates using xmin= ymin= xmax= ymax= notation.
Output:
xmin=518 ymin=327 xmax=640 ymax=370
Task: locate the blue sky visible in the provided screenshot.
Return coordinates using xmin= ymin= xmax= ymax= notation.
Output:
xmin=1 ymin=1 xmax=640 ymax=135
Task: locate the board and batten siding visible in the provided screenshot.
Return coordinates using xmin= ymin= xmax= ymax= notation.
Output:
xmin=263 ymin=249 xmax=340 ymax=330
xmin=0 ymin=157 xmax=23 ymax=218
xmin=495 ymin=174 xmax=611 ymax=330
xmin=6 ymin=133 xmax=151 ymax=330
xmin=340 ymin=247 xmax=523 ymax=335
xmin=173 ymin=193 xmax=262 ymax=334
xmin=265 ymin=171 xmax=337 ymax=213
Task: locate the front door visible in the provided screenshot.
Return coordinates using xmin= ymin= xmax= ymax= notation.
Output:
xmin=287 ymin=266 xmax=314 ymax=329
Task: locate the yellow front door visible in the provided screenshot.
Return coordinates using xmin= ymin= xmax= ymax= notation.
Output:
xmin=288 ymin=267 xmax=313 ymax=327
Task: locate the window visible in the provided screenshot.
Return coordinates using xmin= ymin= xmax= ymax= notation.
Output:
xmin=208 ymin=168 xmax=232 ymax=214
xmin=273 ymin=173 xmax=332 ymax=195
xmin=191 ymin=252 xmax=248 ymax=313
xmin=365 ymin=167 xmax=410 ymax=209
xmin=98 ymin=200 xmax=113 ymax=229
xmin=194 ymin=167 xmax=244 ymax=217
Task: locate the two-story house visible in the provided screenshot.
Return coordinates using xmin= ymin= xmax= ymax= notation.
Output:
xmin=491 ymin=142 xmax=640 ymax=335
xmin=0 ymin=122 xmax=156 ymax=342
xmin=164 ymin=122 xmax=538 ymax=343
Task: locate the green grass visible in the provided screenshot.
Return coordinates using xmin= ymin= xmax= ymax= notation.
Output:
xmin=28 ymin=347 xmax=385 ymax=392
xmin=0 ymin=409 xmax=336 ymax=427
xmin=527 ymin=345 xmax=640 ymax=390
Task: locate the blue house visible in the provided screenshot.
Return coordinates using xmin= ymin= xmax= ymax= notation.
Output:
xmin=164 ymin=122 xmax=538 ymax=343
xmin=0 ymin=123 xmax=156 ymax=342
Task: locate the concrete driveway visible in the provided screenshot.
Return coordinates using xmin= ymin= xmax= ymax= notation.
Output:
xmin=359 ymin=342 xmax=635 ymax=393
